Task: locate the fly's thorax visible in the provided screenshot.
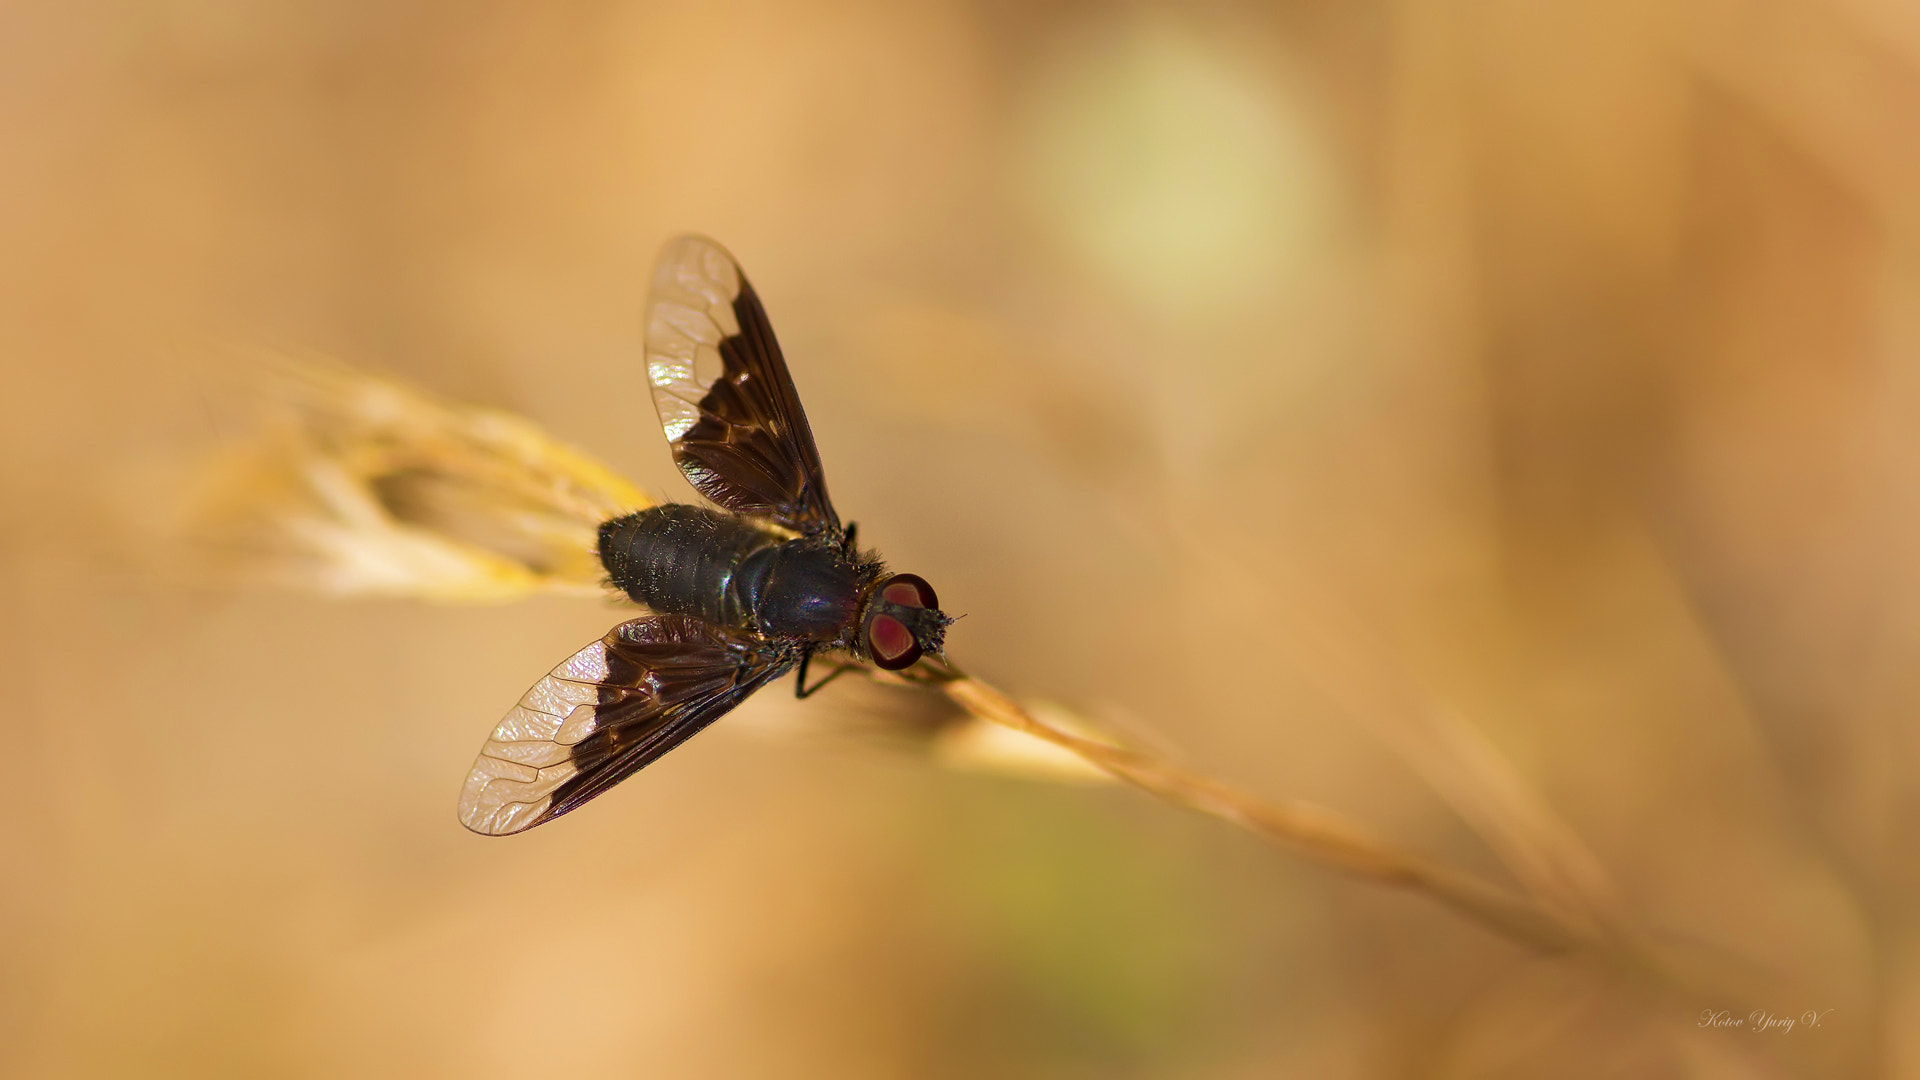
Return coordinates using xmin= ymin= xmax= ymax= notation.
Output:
xmin=734 ymin=538 xmax=867 ymax=642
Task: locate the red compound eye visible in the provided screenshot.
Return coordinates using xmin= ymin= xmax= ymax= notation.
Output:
xmin=878 ymin=573 xmax=937 ymax=610
xmin=866 ymin=614 xmax=919 ymax=669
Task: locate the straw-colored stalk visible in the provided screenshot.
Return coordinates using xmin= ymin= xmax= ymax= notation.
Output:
xmin=187 ymin=355 xmax=1699 ymax=978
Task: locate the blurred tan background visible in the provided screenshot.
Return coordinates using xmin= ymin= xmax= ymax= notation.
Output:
xmin=3 ymin=0 xmax=1919 ymax=1076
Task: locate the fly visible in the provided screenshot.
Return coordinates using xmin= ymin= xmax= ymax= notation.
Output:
xmin=457 ymin=236 xmax=952 ymax=836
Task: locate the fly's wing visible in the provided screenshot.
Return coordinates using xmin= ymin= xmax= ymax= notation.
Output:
xmin=643 ymin=235 xmax=842 ymax=538
xmin=457 ymin=615 xmax=796 ymax=835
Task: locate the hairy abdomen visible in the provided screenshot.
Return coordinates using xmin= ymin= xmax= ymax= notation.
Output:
xmin=597 ymin=505 xmax=778 ymax=628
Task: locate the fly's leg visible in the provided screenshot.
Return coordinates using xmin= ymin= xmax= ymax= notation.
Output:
xmin=795 ymin=647 xmax=855 ymax=699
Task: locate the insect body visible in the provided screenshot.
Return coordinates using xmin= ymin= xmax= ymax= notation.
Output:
xmin=457 ymin=236 xmax=952 ymax=836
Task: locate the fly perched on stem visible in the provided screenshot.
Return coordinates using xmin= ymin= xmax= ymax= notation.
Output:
xmin=456 ymin=236 xmax=954 ymax=836
xmin=190 ymin=245 xmax=1692 ymax=983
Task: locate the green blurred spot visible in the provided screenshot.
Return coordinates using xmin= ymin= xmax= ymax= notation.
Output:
xmin=923 ymin=779 xmax=1236 ymax=1073
xmin=1019 ymin=17 xmax=1338 ymax=325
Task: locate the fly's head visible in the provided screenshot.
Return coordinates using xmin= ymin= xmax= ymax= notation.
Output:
xmin=858 ymin=573 xmax=951 ymax=670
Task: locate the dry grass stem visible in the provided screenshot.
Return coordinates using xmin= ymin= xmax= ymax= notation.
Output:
xmin=190 ymin=357 xmax=1661 ymax=963
xmin=1163 ymin=521 xmax=1633 ymax=943
xmin=908 ymin=664 xmax=1602 ymax=954
xmin=187 ymin=353 xmax=651 ymax=601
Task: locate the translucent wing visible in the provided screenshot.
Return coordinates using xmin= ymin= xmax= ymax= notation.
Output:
xmin=458 ymin=615 xmax=796 ymax=835
xmin=642 ymin=235 xmax=841 ymax=537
